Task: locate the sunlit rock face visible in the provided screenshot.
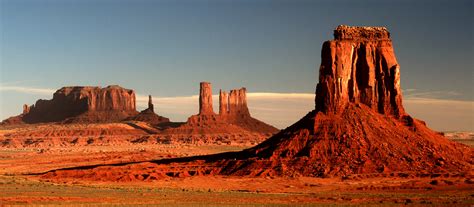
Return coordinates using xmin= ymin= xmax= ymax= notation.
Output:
xmin=316 ymin=25 xmax=405 ymax=118
xmin=22 ymin=85 xmax=138 ymax=123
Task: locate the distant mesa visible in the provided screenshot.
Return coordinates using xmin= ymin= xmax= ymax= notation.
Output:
xmin=42 ymin=25 xmax=472 ymax=180
xmin=1 ymin=85 xmax=167 ymax=124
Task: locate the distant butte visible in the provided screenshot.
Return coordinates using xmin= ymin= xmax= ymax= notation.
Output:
xmin=164 ymin=82 xmax=278 ymax=135
xmin=2 ymin=85 xmax=139 ymax=124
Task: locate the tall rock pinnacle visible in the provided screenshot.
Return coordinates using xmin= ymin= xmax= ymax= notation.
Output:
xmin=22 ymin=104 xmax=30 ymax=115
xmin=199 ymin=82 xmax=214 ymax=115
xmin=148 ymin=95 xmax=154 ymax=112
xmin=219 ymin=90 xmax=228 ymax=115
xmin=315 ymin=25 xmax=405 ymax=118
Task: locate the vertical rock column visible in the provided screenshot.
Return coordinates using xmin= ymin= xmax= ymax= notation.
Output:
xmin=219 ymin=90 xmax=229 ymax=116
xmin=199 ymin=82 xmax=215 ymax=115
xmin=228 ymin=88 xmax=250 ymax=117
xmin=148 ymin=95 xmax=154 ymax=112
xmin=22 ymin=104 xmax=30 ymax=115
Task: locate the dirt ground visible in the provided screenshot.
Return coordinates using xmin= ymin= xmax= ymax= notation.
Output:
xmin=0 ymin=145 xmax=472 ymax=206
xmin=0 ymin=124 xmax=473 ymax=206
xmin=1 ymin=173 xmax=473 ymax=206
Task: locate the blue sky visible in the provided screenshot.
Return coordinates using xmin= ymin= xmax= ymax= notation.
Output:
xmin=0 ymin=0 xmax=473 ymax=131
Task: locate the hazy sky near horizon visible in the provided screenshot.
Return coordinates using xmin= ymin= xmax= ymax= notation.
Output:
xmin=0 ymin=0 xmax=473 ymax=131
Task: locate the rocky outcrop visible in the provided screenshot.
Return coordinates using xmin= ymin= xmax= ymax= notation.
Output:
xmin=227 ymin=88 xmax=250 ymax=117
xmin=127 ymin=95 xmax=170 ymax=125
xmin=219 ymin=88 xmax=250 ymax=118
xmin=219 ymin=90 xmax=228 ymax=116
xmin=22 ymin=104 xmax=30 ymax=114
xmin=167 ymin=82 xmax=278 ymax=136
xmin=148 ymin=95 xmax=154 ymax=112
xmin=199 ymin=82 xmax=214 ymax=115
xmin=19 ymin=85 xmax=138 ymax=123
xmin=316 ymin=25 xmax=404 ymax=118
xmin=219 ymin=25 xmax=470 ymax=176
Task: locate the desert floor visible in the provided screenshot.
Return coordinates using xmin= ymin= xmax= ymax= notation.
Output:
xmin=0 ymin=124 xmax=473 ymax=206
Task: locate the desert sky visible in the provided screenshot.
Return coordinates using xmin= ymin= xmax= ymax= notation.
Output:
xmin=0 ymin=0 xmax=472 ymax=131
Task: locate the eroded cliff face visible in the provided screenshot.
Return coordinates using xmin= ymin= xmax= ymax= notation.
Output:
xmin=199 ymin=82 xmax=215 ymax=115
xmin=219 ymin=88 xmax=250 ymax=119
xmin=22 ymin=85 xmax=138 ymax=123
xmin=315 ymin=25 xmax=405 ymax=118
xmin=219 ymin=90 xmax=229 ymax=116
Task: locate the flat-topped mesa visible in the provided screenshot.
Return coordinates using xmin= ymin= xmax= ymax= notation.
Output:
xmin=334 ymin=25 xmax=390 ymax=41
xmin=51 ymin=85 xmax=136 ymax=111
xmin=21 ymin=85 xmax=138 ymax=123
xmin=315 ymin=25 xmax=405 ymax=118
xmin=198 ymin=82 xmax=215 ymax=115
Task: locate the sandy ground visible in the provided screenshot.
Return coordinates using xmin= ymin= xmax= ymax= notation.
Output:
xmin=1 ymin=173 xmax=473 ymax=206
xmin=0 ymin=143 xmax=472 ymax=206
xmin=0 ymin=124 xmax=473 ymax=206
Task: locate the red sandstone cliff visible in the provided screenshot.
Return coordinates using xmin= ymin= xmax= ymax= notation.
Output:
xmin=316 ymin=25 xmax=404 ymax=118
xmin=4 ymin=85 xmax=139 ymax=124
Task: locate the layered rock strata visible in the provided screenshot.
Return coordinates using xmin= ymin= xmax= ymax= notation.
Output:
xmin=199 ymin=82 xmax=215 ymax=115
xmin=3 ymin=85 xmax=139 ymax=124
xmin=316 ymin=25 xmax=404 ymax=118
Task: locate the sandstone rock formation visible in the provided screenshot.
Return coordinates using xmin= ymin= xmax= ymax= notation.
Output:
xmin=167 ymin=82 xmax=278 ymax=135
xmin=5 ymin=85 xmax=139 ymax=124
xmin=219 ymin=90 xmax=228 ymax=116
xmin=148 ymin=95 xmax=154 ymax=112
xmin=22 ymin=104 xmax=30 ymax=114
xmin=43 ymin=25 xmax=472 ymax=180
xmin=212 ymin=25 xmax=471 ymax=176
xmin=227 ymin=88 xmax=250 ymax=117
xmin=199 ymin=82 xmax=215 ymax=115
xmin=127 ymin=95 xmax=170 ymax=125
xmin=316 ymin=25 xmax=404 ymax=118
